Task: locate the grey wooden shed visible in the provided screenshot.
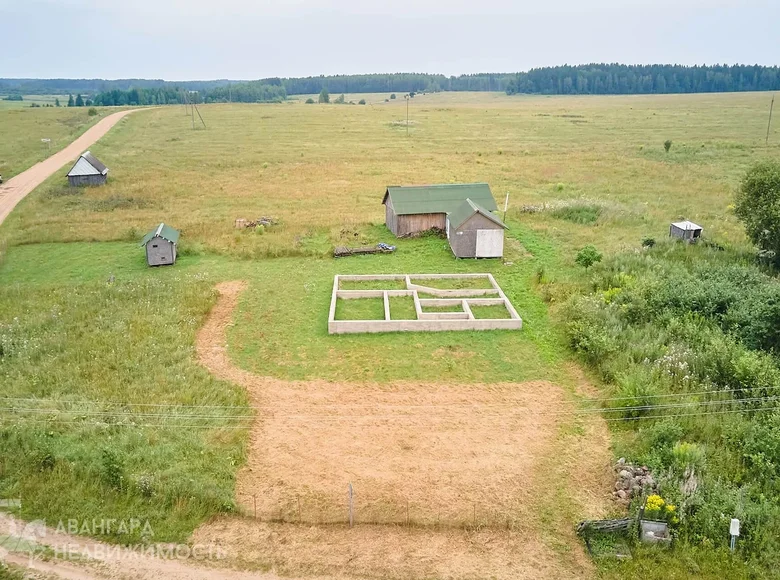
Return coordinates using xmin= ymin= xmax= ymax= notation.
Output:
xmin=67 ymin=151 xmax=109 ymax=186
xmin=670 ymin=220 xmax=702 ymax=243
xmin=446 ymin=198 xmax=508 ymax=258
xmin=141 ymin=223 xmax=179 ymax=266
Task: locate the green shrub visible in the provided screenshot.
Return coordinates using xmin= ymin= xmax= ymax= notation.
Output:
xmin=358 ymin=99 xmax=366 ymax=105
xmin=642 ymin=237 xmax=656 ymax=248
xmin=575 ymin=245 xmax=602 ymax=268
xmin=101 ymin=449 xmax=124 ymax=491
xmin=734 ymin=161 xmax=780 ymax=262
xmin=305 ymin=98 xmax=314 ymax=104
xmin=664 ymin=139 xmax=673 ymax=152
xmin=390 ymin=93 xmax=396 ymax=99
xmin=87 ymin=107 xmax=98 ymax=116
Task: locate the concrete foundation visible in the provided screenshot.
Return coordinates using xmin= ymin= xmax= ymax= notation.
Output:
xmin=329 ymin=273 xmax=522 ymax=334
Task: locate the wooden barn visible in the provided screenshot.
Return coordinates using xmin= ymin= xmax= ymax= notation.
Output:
xmin=670 ymin=220 xmax=702 ymax=243
xmin=382 ymin=183 xmax=498 ymax=237
xmin=140 ymin=223 xmax=180 ymax=267
xmin=447 ymin=199 xmax=508 ymax=258
xmin=67 ymin=151 xmax=109 ymax=186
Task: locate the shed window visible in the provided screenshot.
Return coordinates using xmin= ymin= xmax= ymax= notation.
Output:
xmin=152 ymin=244 xmax=158 ymax=248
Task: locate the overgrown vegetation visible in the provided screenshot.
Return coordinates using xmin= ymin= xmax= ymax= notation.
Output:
xmin=564 ymin=240 xmax=780 ymax=571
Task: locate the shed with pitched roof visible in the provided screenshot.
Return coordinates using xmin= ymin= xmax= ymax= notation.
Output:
xmin=446 ymin=198 xmax=508 ymax=258
xmin=67 ymin=151 xmax=109 ymax=187
xmin=140 ymin=223 xmax=180 ymax=266
xmin=382 ymin=183 xmax=498 ymax=237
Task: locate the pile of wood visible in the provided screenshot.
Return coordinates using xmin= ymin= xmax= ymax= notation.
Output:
xmin=235 ymin=217 xmax=278 ymax=229
xmin=334 ymin=244 xmax=396 ymax=258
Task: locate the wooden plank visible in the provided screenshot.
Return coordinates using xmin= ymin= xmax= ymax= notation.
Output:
xmin=383 ymin=291 xmax=390 ymax=321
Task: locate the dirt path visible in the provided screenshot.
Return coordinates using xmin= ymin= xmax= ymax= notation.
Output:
xmin=191 ymin=281 xmax=611 ymax=579
xmin=0 ymin=108 xmax=142 ymax=226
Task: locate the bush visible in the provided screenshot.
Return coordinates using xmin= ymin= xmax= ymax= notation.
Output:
xmin=318 ymin=88 xmax=329 ymax=104
xmin=305 ymin=98 xmax=314 ymax=104
xmin=642 ymin=237 xmax=656 ymax=248
xmin=334 ymin=93 xmax=345 ymax=104
xmin=87 ymin=107 xmax=98 ymax=116
xmin=575 ymin=245 xmax=603 ymax=268
xmin=101 ymin=449 xmax=124 ymax=490
xmin=734 ymin=161 xmax=780 ymax=262
xmin=358 ymin=99 xmax=366 ymax=105
xmin=390 ymin=93 xmax=396 ymax=99
xmin=664 ymin=139 xmax=673 ymax=152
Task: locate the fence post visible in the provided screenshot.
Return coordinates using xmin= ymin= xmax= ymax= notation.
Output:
xmin=348 ymin=483 xmax=354 ymax=528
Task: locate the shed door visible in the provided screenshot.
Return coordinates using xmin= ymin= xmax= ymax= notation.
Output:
xmin=475 ymin=229 xmax=503 ymax=258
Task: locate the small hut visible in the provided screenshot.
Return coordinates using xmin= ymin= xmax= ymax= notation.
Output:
xmin=141 ymin=223 xmax=180 ymax=266
xmin=447 ymin=199 xmax=508 ymax=258
xmin=670 ymin=220 xmax=702 ymax=243
xmin=67 ymin=151 xmax=109 ymax=186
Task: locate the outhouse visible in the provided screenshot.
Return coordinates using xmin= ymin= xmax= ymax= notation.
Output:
xmin=446 ymin=198 xmax=508 ymax=258
xmin=141 ymin=223 xmax=179 ymax=266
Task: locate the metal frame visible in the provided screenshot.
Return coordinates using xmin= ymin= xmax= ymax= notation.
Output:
xmin=328 ymin=273 xmax=522 ymax=334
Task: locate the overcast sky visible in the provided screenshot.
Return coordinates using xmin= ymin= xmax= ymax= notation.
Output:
xmin=1 ymin=0 xmax=777 ymax=80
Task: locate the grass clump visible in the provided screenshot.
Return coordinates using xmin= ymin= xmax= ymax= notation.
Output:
xmin=550 ymin=203 xmax=603 ymax=225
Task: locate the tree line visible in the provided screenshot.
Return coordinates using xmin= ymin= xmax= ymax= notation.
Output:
xmin=504 ymin=64 xmax=780 ymax=95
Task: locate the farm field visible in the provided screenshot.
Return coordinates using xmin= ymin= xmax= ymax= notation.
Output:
xmin=0 ymin=104 xmax=106 ymax=179
xmin=0 ymin=91 xmax=778 ymax=579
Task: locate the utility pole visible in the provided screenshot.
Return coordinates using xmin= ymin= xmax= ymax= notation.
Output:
xmin=406 ymin=94 xmax=410 ymax=137
xmin=767 ymin=94 xmax=775 ymax=146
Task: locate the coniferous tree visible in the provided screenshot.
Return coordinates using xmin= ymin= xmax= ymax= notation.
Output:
xmin=67 ymin=94 xmax=74 ymax=107
xmin=75 ymin=94 xmax=84 ymax=107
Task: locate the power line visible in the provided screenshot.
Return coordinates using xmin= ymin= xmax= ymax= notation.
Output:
xmin=1 ymin=403 xmax=778 ymax=430
xmin=5 ymin=382 xmax=780 ymax=411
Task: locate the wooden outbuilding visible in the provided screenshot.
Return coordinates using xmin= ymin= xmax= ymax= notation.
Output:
xmin=67 ymin=151 xmax=109 ymax=186
xmin=670 ymin=220 xmax=702 ymax=243
xmin=446 ymin=199 xmax=508 ymax=258
xmin=141 ymin=223 xmax=180 ymax=266
xmin=382 ymin=183 xmax=498 ymax=237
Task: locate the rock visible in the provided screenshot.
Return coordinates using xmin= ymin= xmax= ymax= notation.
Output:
xmin=617 ymin=489 xmax=627 ymax=500
xmin=619 ymin=469 xmax=631 ymax=480
xmin=632 ymin=485 xmax=641 ymax=495
xmin=615 ymin=481 xmax=624 ymax=491
xmin=617 ymin=457 xmax=626 ymax=466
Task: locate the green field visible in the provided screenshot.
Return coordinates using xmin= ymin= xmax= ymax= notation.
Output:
xmin=1 ymin=91 xmax=779 ymax=578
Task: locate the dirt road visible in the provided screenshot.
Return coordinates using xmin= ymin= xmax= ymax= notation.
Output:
xmin=0 ymin=108 xmax=142 ymax=226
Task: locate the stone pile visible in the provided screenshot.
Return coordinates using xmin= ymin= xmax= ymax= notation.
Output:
xmin=613 ymin=458 xmax=658 ymax=507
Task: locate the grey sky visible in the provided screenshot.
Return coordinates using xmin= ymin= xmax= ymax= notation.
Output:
xmin=1 ymin=0 xmax=777 ymax=80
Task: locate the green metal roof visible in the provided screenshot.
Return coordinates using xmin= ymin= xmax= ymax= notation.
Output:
xmin=382 ymin=183 xmax=497 ymax=216
xmin=448 ymin=198 xmax=508 ymax=231
xmin=140 ymin=223 xmax=180 ymax=247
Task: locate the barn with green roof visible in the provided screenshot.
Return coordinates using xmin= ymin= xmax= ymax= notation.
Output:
xmin=382 ymin=183 xmax=507 ymax=258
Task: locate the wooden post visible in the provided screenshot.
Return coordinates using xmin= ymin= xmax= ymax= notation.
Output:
xmin=348 ymin=483 xmax=354 ymax=528
xmin=767 ymin=94 xmax=775 ymax=146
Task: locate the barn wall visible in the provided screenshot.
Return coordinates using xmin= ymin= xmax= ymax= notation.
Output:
xmin=145 ymin=238 xmax=176 ymax=266
xmin=384 ymin=199 xmax=398 ymax=236
xmin=448 ymin=213 xmax=504 ymax=258
xmin=68 ymin=174 xmax=107 ymax=187
xmin=395 ymin=213 xmax=446 ymax=237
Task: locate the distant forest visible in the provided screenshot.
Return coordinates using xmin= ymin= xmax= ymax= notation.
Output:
xmin=2 ymin=65 xmax=779 ymax=105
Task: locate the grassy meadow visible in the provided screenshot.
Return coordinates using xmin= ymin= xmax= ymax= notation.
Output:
xmin=0 ymin=104 xmax=106 ymax=179
xmin=0 ymin=91 xmax=779 ymax=578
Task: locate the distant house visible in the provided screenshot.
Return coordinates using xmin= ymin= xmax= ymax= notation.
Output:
xmin=382 ymin=183 xmax=498 ymax=236
xmin=67 ymin=151 xmax=109 ymax=186
xmin=447 ymin=198 xmax=508 ymax=258
xmin=670 ymin=220 xmax=702 ymax=243
xmin=382 ymin=183 xmax=506 ymax=258
xmin=141 ymin=223 xmax=180 ymax=266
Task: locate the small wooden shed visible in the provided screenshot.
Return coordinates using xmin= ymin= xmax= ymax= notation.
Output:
xmin=141 ymin=223 xmax=180 ymax=266
xmin=382 ymin=183 xmax=498 ymax=237
xmin=67 ymin=151 xmax=109 ymax=186
xmin=447 ymin=199 xmax=508 ymax=258
xmin=670 ymin=220 xmax=702 ymax=243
